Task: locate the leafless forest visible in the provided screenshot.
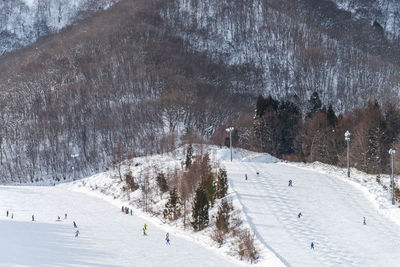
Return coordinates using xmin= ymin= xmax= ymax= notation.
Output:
xmin=0 ymin=0 xmax=399 ymax=182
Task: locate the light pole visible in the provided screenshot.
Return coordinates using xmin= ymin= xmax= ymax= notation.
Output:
xmin=345 ymin=131 xmax=350 ymax=178
xmin=389 ymin=149 xmax=396 ymax=205
xmin=71 ymin=153 xmax=79 ymax=181
xmin=226 ymin=127 xmax=234 ymax=162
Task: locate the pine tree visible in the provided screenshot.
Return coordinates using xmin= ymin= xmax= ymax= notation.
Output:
xmin=307 ymin=92 xmax=322 ymax=118
xmin=191 ymin=185 xmax=209 ymax=231
xmin=185 ymin=144 xmax=193 ymax=168
xmin=217 ymin=168 xmax=228 ymax=199
xmin=326 ymin=105 xmax=337 ymax=128
xmin=163 ymin=187 xmax=182 ymax=221
xmin=202 ymin=173 xmax=217 ymax=207
xmin=255 ymin=95 xmax=266 ymax=118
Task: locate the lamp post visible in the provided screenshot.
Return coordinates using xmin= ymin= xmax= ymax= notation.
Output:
xmin=71 ymin=153 xmax=79 ymax=181
xmin=389 ymin=149 xmax=396 ymax=205
xmin=226 ymin=127 xmax=234 ymax=162
xmin=345 ymin=131 xmax=350 ymax=178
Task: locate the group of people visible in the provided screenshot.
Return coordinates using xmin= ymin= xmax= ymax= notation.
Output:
xmin=5 ymin=210 xmax=79 ymax=237
xmin=6 ymin=210 xmax=14 ymax=219
xmin=142 ymin=223 xmax=170 ymax=244
xmin=122 ymin=206 xmax=133 ymax=216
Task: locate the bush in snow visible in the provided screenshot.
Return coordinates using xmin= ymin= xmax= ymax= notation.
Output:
xmin=233 ymin=229 xmax=258 ymax=263
xmin=156 ymin=172 xmax=169 ymax=193
xmin=124 ymin=171 xmax=139 ymax=191
xmin=211 ymin=198 xmax=233 ymax=246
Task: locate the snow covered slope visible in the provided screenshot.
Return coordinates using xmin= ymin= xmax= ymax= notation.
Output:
xmin=2 ymin=146 xmax=400 ymax=266
xmin=219 ymin=148 xmax=400 ymax=267
xmin=0 ymin=185 xmax=239 ymax=266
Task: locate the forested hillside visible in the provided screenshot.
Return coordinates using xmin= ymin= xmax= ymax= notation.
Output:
xmin=163 ymin=0 xmax=400 ymax=113
xmin=0 ymin=0 xmax=248 ymax=183
xmin=1 ymin=0 xmax=400 ymax=183
xmin=0 ymin=0 xmax=118 ymax=54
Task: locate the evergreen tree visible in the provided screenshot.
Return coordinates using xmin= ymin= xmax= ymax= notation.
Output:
xmin=307 ymin=92 xmax=322 ymax=118
xmin=191 ymin=185 xmax=209 ymax=231
xmin=217 ymin=168 xmax=229 ymax=199
xmin=156 ymin=172 xmax=169 ymax=193
xmin=326 ymin=105 xmax=337 ymax=128
xmin=200 ymin=153 xmax=212 ymax=181
xmin=163 ymin=187 xmax=182 ymax=221
xmin=202 ymin=173 xmax=217 ymax=207
xmin=185 ymin=144 xmax=193 ymax=168
xmin=277 ymin=100 xmax=301 ymax=155
xmin=265 ymin=95 xmax=279 ymax=112
xmin=255 ymin=95 xmax=266 ymax=118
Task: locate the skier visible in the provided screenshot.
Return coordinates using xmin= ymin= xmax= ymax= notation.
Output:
xmin=75 ymin=230 xmax=80 ymax=237
xmin=130 ymin=209 xmax=133 ymax=216
xmin=166 ymin=233 xmax=170 ymax=245
xmin=311 ymin=242 xmax=314 ymax=250
xmin=73 ymin=221 xmax=78 ymax=228
xmin=11 ymin=213 xmax=13 ymax=219
xmin=6 ymin=210 xmax=8 ymax=217
xmin=32 ymin=215 xmax=35 ymax=221
xmin=122 ymin=206 xmax=124 ymax=212
xmin=298 ymin=212 xmax=302 ymax=218
xmin=245 ymin=173 xmax=248 ymax=180
xmin=65 ymin=213 xmax=67 ymax=219
xmin=143 ymin=227 xmax=147 ymax=236
xmin=363 ymin=217 xmax=366 ymax=225
xmin=57 ymin=216 xmax=61 ymax=221
xmin=144 ymin=224 xmax=147 ymax=230
xmin=288 ymin=179 xmax=293 ymax=187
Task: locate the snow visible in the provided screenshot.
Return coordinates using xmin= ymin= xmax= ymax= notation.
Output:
xmin=0 ymin=185 xmax=240 ymax=266
xmin=22 ymin=0 xmax=36 ymax=8
xmin=2 ymin=146 xmax=400 ymax=266
xmin=223 ymin=151 xmax=400 ymax=266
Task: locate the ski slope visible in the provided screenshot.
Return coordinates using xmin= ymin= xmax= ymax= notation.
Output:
xmin=0 ymin=186 xmax=239 ymax=266
xmin=219 ymin=150 xmax=400 ymax=267
xmin=2 ymin=146 xmax=400 ymax=266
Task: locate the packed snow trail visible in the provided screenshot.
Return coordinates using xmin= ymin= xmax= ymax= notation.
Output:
xmin=0 ymin=186 xmax=239 ymax=266
xmin=223 ymin=158 xmax=400 ymax=267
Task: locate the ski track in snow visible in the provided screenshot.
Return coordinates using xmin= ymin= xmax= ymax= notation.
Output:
xmin=224 ymin=159 xmax=400 ymax=267
xmin=0 ymin=186 xmax=240 ymax=267
xmin=2 ymin=147 xmax=400 ymax=266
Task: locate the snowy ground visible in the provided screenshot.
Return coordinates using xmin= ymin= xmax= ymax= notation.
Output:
xmin=2 ymin=146 xmax=400 ymax=266
xmin=214 ymin=148 xmax=400 ymax=267
xmin=0 ymin=185 xmax=240 ymax=266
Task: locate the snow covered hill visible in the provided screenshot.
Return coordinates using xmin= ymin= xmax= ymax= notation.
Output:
xmin=0 ymin=185 xmax=239 ymax=266
xmin=0 ymin=0 xmax=118 ymax=54
xmin=1 ymin=146 xmax=400 ymax=266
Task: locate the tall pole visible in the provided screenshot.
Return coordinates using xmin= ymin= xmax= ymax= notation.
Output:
xmin=226 ymin=127 xmax=234 ymax=162
xmin=230 ymin=130 xmax=232 ymax=162
xmin=345 ymin=131 xmax=350 ymax=178
xmin=389 ymin=149 xmax=396 ymax=205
